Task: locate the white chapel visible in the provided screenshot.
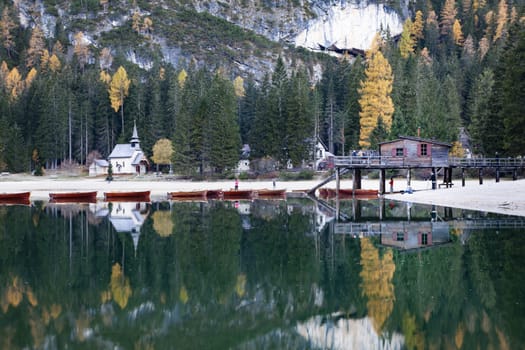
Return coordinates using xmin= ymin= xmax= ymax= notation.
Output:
xmin=108 ymin=123 xmax=149 ymax=175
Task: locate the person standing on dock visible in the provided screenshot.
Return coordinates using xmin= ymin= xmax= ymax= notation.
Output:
xmin=389 ymin=177 xmax=394 ymax=193
xmin=235 ymin=178 xmax=239 ymax=191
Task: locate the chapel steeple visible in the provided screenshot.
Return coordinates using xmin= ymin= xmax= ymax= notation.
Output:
xmin=130 ymin=121 xmax=140 ymax=149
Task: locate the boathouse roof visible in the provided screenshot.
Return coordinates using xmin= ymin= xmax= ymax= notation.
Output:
xmin=379 ymin=136 xmax=452 ymax=148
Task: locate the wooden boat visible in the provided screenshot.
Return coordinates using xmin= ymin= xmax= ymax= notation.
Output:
xmin=257 ymin=189 xmax=286 ymax=198
xmin=222 ymin=190 xmax=257 ymax=200
xmin=104 ymin=190 xmax=150 ymax=202
xmin=0 ymin=192 xmax=31 ymax=201
xmin=322 ymin=188 xmax=378 ymax=198
xmin=318 ymin=188 xmax=329 ymax=198
xmin=206 ymin=190 xmax=224 ymax=200
xmin=168 ymin=190 xmax=208 ymax=200
xmin=340 ymin=189 xmax=378 ymax=197
xmin=49 ymin=191 xmax=98 ymax=203
xmin=0 ymin=192 xmax=31 ymax=205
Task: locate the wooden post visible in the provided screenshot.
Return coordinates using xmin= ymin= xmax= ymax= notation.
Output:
xmin=336 ymin=167 xmax=340 ymax=197
xmin=431 ymin=167 xmax=437 ymax=190
xmin=479 ymin=168 xmax=483 ymax=185
xmin=379 ymin=169 xmax=386 ymax=195
xmin=496 ymin=167 xmax=500 ymax=182
xmin=379 ymin=196 xmax=384 ymax=220
xmin=335 ymin=168 xmax=340 ymax=219
xmin=513 ymin=169 xmax=517 ymax=181
xmin=447 ymin=167 xmax=453 ymax=187
xmin=461 ymin=168 xmax=465 ymax=187
xmin=353 ymin=169 xmax=362 ymax=189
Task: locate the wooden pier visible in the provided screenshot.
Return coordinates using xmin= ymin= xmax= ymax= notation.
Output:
xmin=310 ymin=155 xmax=524 ymax=195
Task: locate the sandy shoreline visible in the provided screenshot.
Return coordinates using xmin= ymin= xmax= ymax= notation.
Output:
xmin=1 ymin=174 xmax=524 ymax=217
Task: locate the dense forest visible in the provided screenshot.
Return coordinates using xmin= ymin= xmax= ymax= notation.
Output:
xmin=0 ymin=0 xmax=524 ymax=176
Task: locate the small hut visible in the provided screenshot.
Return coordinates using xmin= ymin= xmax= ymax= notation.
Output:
xmin=379 ymin=136 xmax=452 ymax=167
xmin=88 ymin=159 xmax=109 ymax=177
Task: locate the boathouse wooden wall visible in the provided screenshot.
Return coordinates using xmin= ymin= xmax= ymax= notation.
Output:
xmin=379 ymin=137 xmax=451 ymax=167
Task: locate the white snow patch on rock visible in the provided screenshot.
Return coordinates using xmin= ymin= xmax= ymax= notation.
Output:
xmin=295 ymin=3 xmax=403 ymax=51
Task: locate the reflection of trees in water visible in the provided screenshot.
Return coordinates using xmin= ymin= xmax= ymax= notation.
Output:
xmin=0 ymin=202 xmax=524 ymax=348
xmin=359 ymin=237 xmax=395 ymax=333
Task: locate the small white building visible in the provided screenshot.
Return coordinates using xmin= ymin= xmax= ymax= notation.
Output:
xmin=108 ymin=124 xmax=149 ymax=175
xmin=88 ymin=159 xmax=109 ymax=177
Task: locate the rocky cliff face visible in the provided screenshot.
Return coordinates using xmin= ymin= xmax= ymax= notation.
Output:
xmin=188 ymin=0 xmax=405 ymax=49
xmin=15 ymin=0 xmax=406 ymax=78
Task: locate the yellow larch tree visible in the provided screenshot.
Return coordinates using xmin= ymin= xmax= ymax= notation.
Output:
xmin=399 ymin=18 xmax=415 ymax=58
xmin=73 ymin=31 xmax=90 ymax=70
xmin=26 ymin=25 xmax=45 ymax=69
xmin=25 ymin=67 xmax=37 ymax=88
xmin=412 ymin=10 xmax=424 ymax=41
xmin=49 ymin=54 xmax=61 ymax=72
xmin=5 ymin=67 xmax=24 ymax=101
xmin=109 ymin=66 xmax=131 ymax=135
xmin=132 ymin=11 xmax=141 ymax=33
xmin=233 ymin=76 xmax=245 ymax=97
xmin=178 ymin=69 xmax=188 ymax=88
xmin=358 ymin=44 xmax=394 ymax=148
xmin=453 ymin=19 xmax=465 ymax=45
xmin=494 ymin=0 xmax=508 ymax=42
xmin=99 ymin=70 xmax=111 ymax=85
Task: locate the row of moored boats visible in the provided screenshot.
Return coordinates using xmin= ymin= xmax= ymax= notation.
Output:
xmin=0 ymin=187 xmax=379 ymax=205
xmin=0 ymin=188 xmax=288 ymax=204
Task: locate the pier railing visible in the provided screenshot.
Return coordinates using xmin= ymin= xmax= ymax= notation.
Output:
xmin=449 ymin=157 xmax=525 ymax=167
xmin=332 ymin=156 xmax=525 ymax=168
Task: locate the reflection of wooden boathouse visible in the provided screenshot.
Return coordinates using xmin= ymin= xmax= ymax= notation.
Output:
xmin=378 ymin=221 xmax=451 ymax=251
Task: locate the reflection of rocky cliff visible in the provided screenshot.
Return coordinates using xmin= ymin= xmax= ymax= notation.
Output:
xmin=296 ymin=314 xmax=404 ymax=349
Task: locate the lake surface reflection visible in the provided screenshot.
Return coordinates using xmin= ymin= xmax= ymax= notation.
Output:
xmin=0 ymin=198 xmax=524 ymax=349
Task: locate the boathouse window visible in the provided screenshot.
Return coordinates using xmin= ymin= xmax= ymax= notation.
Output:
xmin=396 ymin=233 xmax=405 ymax=241
xmin=395 ymin=148 xmax=404 ymax=156
xmin=421 ymin=233 xmax=428 ymax=245
xmin=420 ymin=144 xmax=428 ymax=156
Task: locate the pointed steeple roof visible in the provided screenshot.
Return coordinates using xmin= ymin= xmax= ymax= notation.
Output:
xmin=130 ymin=121 xmax=141 ymax=150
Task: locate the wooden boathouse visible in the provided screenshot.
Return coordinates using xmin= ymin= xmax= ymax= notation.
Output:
xmin=310 ymin=136 xmax=524 ymax=196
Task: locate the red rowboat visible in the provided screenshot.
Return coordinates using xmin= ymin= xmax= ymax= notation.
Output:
xmin=49 ymin=191 xmax=98 ymax=203
xmin=0 ymin=192 xmax=31 ymax=205
xmin=257 ymin=189 xmax=286 ymax=199
xmin=104 ymin=190 xmax=151 ymax=202
xmin=222 ymin=190 xmax=257 ymax=200
xmin=168 ymin=190 xmax=208 ymax=200
xmin=206 ymin=190 xmax=224 ymax=200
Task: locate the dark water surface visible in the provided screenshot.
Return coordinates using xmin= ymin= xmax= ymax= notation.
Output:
xmin=0 ymin=198 xmax=524 ymax=349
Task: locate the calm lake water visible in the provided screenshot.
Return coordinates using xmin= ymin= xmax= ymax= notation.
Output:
xmin=0 ymin=197 xmax=524 ymax=349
